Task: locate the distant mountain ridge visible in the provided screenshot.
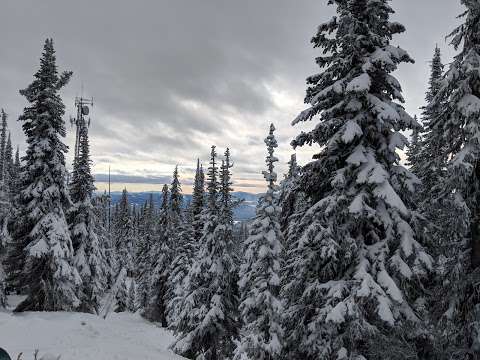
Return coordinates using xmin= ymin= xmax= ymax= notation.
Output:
xmin=100 ymin=191 xmax=261 ymax=221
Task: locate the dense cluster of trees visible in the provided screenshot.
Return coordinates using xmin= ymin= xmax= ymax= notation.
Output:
xmin=276 ymin=0 xmax=480 ymax=359
xmin=2 ymin=0 xmax=480 ymax=359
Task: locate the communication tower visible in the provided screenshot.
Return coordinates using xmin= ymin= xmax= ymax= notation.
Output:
xmin=70 ymin=96 xmax=93 ymax=159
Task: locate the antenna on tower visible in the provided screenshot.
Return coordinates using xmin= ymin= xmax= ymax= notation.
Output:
xmin=70 ymin=95 xmax=94 ymax=159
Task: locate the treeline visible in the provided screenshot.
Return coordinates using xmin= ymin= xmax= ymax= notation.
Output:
xmin=2 ymin=0 xmax=480 ymax=359
xmin=0 ymin=37 xmax=285 ymax=360
xmin=271 ymin=1 xmax=480 ymax=359
xmin=0 ymin=39 xmax=247 ymax=321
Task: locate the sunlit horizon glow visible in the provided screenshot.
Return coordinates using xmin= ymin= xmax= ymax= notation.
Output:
xmin=94 ymin=180 xmax=266 ymax=195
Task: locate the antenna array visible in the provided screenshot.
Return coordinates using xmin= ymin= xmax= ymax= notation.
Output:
xmin=70 ymin=96 xmax=93 ymax=159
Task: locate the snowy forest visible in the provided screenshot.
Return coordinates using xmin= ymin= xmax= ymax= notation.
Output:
xmin=2 ymin=0 xmax=480 ymax=359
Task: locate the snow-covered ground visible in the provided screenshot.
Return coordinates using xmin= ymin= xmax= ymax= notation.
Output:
xmin=0 ymin=296 xmax=185 ymax=360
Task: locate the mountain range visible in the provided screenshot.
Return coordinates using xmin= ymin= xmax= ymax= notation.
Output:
xmin=104 ymin=191 xmax=260 ymax=221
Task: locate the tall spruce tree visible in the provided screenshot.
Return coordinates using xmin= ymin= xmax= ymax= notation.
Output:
xmin=166 ymin=166 xmax=197 ymax=328
xmin=166 ymin=219 xmax=195 ymax=329
xmin=173 ymin=145 xmax=239 ymax=360
xmin=218 ymin=147 xmax=240 ymax=346
xmin=135 ymin=193 xmax=155 ymax=310
xmin=413 ymin=46 xmax=465 ymax=265
xmin=14 ymin=146 xmax=20 ymax=172
xmin=165 ymin=166 xmax=185 ymax=311
xmin=234 ymin=124 xmax=284 ymax=360
xmin=220 ymin=149 xmax=233 ymax=223
xmin=277 ymin=154 xmax=303 ymax=238
xmin=11 ymin=146 xmax=21 ymax=192
xmin=112 ymin=188 xmax=135 ymax=275
xmin=6 ymin=39 xmax=80 ymax=312
xmin=0 ymin=115 xmax=12 ymax=250
xmin=127 ymin=279 xmax=136 ymax=313
xmin=0 ymin=117 xmax=11 ymax=247
xmin=427 ymin=2 xmax=480 ymax=357
xmin=0 ymin=116 xmax=16 ymax=305
xmin=282 ymin=2 xmax=432 ymax=359
xmin=3 ymin=133 xmax=13 ymax=192
xmin=114 ymin=268 xmax=128 ymax=313
xmin=0 ymin=121 xmax=9 ymax=308
xmin=277 ymin=155 xmax=310 ymax=282
xmin=92 ymin=191 xmax=114 ymax=288
xmin=68 ymin=123 xmax=104 ymax=313
xmin=416 ymin=46 xmax=446 ymax=192
xmin=146 ymin=184 xmax=171 ymax=326
xmin=191 ymin=159 xmax=205 ymax=243
xmin=0 ymin=133 xmax=14 ymax=309
xmin=414 ymin=46 xmax=447 ymax=209
xmin=0 ymin=110 xmax=7 ymax=183
xmin=406 ymin=116 xmax=422 ymax=174
xmin=170 ymin=165 xmax=183 ymax=219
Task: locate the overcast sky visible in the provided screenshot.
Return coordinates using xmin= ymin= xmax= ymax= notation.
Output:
xmin=0 ymin=0 xmax=464 ymax=193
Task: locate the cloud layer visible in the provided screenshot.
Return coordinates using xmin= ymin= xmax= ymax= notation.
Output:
xmin=0 ymin=0 xmax=464 ymax=192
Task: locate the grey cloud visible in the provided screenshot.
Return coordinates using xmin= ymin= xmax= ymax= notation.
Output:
xmin=0 ymin=0 xmax=466 ymax=192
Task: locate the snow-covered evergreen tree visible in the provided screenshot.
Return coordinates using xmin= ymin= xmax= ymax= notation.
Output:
xmin=14 ymin=145 xmax=20 ymax=173
xmin=166 ymin=166 xmax=197 ymax=328
xmin=3 ymin=134 xmax=14 ymax=190
xmin=127 ymin=279 xmax=136 ymax=313
xmin=0 ymin=109 xmax=7 ymax=183
xmin=282 ymin=2 xmax=433 ymax=358
xmin=0 ymin=116 xmax=13 ymax=303
xmin=412 ymin=46 xmax=467 ymax=266
xmin=145 ymin=184 xmax=171 ymax=326
xmin=416 ymin=45 xmax=446 ymax=195
xmin=112 ymin=189 xmax=135 ymax=275
xmin=277 ymin=154 xmax=303 ymax=238
xmin=165 ymin=166 xmax=199 ymax=328
xmin=0 ymin=115 xmax=11 ymax=240
xmin=114 ymin=268 xmax=128 ymax=313
xmin=173 ymin=145 xmax=239 ymax=360
xmin=234 ymin=124 xmax=284 ymax=360
xmin=68 ymin=123 xmax=104 ymax=314
xmin=219 ymin=149 xmax=236 ymax=228
xmin=0 ymin=123 xmax=7 ymax=310
xmin=170 ymin=165 xmax=183 ymax=219
xmin=426 ymin=2 xmax=480 ymax=356
xmin=406 ymin=116 xmax=422 ymax=174
xmin=135 ymin=193 xmax=155 ymax=310
xmin=218 ymin=147 xmax=240 ymax=330
xmin=92 ymin=192 xmax=114 ymax=288
xmin=0 ymin=115 xmax=12 ymax=253
xmin=412 ymin=46 xmax=447 ymax=219
xmin=191 ymin=159 xmax=205 ymax=243
xmin=6 ymin=39 xmax=80 ymax=312
xmin=10 ymin=145 xmax=21 ymax=195
xmin=166 ymin=219 xmax=195 ymax=328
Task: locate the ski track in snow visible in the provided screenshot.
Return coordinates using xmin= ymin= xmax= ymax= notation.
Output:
xmin=0 ymin=298 xmax=185 ymax=360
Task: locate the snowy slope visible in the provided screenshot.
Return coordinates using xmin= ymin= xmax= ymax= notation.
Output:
xmin=0 ymin=301 xmax=185 ymax=360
